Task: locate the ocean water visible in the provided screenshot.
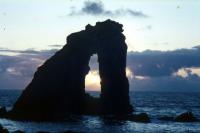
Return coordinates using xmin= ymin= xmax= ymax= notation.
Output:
xmin=0 ymin=90 xmax=200 ymax=133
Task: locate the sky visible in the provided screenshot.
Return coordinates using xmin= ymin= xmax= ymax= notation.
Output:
xmin=0 ymin=0 xmax=200 ymax=92
xmin=0 ymin=0 xmax=200 ymax=51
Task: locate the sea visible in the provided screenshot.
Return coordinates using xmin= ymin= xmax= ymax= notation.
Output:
xmin=0 ymin=90 xmax=200 ymax=133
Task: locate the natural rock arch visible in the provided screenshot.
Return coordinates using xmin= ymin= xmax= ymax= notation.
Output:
xmin=9 ymin=20 xmax=132 ymax=120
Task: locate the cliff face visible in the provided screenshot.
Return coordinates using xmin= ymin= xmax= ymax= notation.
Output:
xmin=10 ymin=19 xmax=132 ymax=120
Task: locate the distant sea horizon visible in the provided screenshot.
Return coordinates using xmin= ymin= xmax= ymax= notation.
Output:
xmin=1 ymin=88 xmax=200 ymax=92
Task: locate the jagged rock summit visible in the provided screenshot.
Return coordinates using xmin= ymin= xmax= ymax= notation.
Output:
xmin=8 ymin=19 xmax=133 ymax=120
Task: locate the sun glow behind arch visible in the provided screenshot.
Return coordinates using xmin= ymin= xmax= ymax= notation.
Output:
xmin=85 ymin=67 xmax=134 ymax=91
xmin=85 ymin=70 xmax=101 ymax=91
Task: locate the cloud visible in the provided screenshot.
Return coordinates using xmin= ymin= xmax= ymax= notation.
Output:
xmin=0 ymin=48 xmax=58 ymax=59
xmin=69 ymin=0 xmax=148 ymax=18
xmin=173 ymin=67 xmax=200 ymax=78
xmin=48 ymin=44 xmax=63 ymax=48
xmin=126 ymin=46 xmax=200 ymax=92
xmin=0 ymin=45 xmax=200 ymax=92
xmin=0 ymin=49 xmax=57 ymax=89
xmin=82 ymin=1 xmax=104 ymax=15
xmin=127 ymin=46 xmax=200 ymax=77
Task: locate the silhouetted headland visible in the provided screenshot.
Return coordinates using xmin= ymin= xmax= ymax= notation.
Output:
xmin=2 ymin=19 xmax=133 ymax=121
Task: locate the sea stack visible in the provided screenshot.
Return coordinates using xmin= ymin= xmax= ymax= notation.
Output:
xmin=9 ymin=19 xmax=132 ymax=120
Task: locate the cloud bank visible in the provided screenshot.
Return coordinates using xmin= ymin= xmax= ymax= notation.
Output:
xmin=127 ymin=46 xmax=200 ymax=92
xmin=69 ymin=1 xmax=148 ymax=18
xmin=0 ymin=49 xmax=57 ymax=89
xmin=0 ymin=46 xmax=200 ymax=92
xmin=127 ymin=47 xmax=200 ymax=77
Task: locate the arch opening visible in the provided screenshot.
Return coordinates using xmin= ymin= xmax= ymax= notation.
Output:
xmin=85 ymin=54 xmax=100 ymax=97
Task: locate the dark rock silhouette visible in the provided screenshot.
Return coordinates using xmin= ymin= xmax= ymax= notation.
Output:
xmin=174 ymin=112 xmax=198 ymax=122
xmin=158 ymin=112 xmax=199 ymax=122
xmin=8 ymin=19 xmax=132 ymax=120
xmin=128 ymin=113 xmax=150 ymax=123
xmin=0 ymin=107 xmax=7 ymax=116
xmin=0 ymin=124 xmax=9 ymax=133
xmin=13 ymin=130 xmax=25 ymax=133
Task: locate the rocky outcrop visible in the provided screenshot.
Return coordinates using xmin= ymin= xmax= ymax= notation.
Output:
xmin=158 ymin=112 xmax=199 ymax=122
xmin=128 ymin=113 xmax=150 ymax=123
xmin=0 ymin=106 xmax=7 ymax=116
xmin=0 ymin=124 xmax=9 ymax=133
xmin=8 ymin=19 xmax=132 ymax=120
xmin=175 ymin=112 xmax=199 ymax=122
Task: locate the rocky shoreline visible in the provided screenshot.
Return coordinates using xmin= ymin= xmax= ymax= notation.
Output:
xmin=0 ymin=106 xmax=199 ymax=133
